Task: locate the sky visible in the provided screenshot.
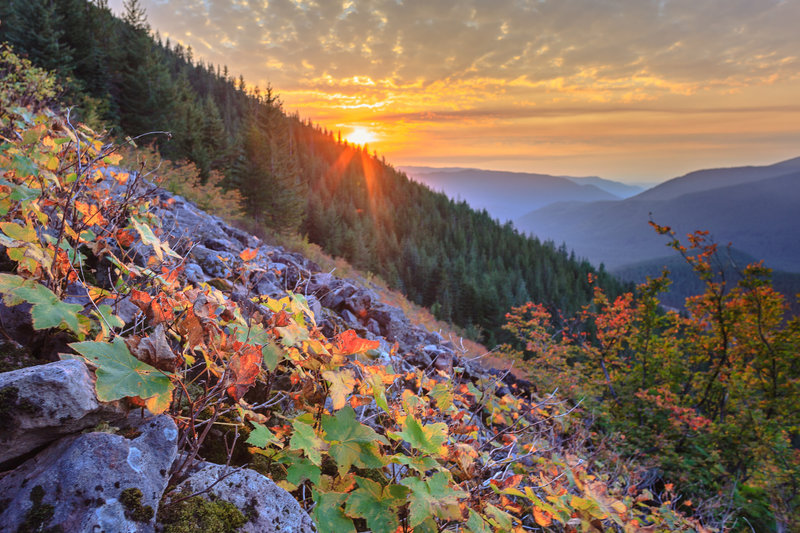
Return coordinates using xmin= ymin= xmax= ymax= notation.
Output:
xmin=109 ymin=0 xmax=800 ymax=184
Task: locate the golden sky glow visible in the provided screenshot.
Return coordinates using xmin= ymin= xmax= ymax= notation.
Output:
xmin=110 ymin=0 xmax=800 ymax=183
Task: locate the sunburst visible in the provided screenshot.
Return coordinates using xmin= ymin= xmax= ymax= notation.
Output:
xmin=345 ymin=126 xmax=376 ymax=146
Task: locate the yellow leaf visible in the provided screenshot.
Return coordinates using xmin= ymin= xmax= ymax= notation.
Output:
xmin=144 ymin=390 xmax=172 ymax=414
xmin=610 ymin=500 xmax=627 ymax=514
xmin=322 ymin=369 xmax=356 ymax=410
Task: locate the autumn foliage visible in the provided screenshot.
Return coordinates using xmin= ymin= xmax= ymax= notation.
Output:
xmin=503 ymin=222 xmax=800 ymax=530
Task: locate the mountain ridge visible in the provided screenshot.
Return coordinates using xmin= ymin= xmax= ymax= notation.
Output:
xmin=515 ymin=159 xmax=800 ymax=272
xmin=399 ymin=165 xmax=621 ymax=222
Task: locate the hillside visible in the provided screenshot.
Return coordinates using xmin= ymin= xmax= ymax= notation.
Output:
xmin=516 ymin=163 xmax=800 ymax=272
xmin=400 ymin=166 xmax=619 ymax=222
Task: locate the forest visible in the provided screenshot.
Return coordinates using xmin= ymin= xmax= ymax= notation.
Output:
xmin=0 ymin=0 xmax=626 ymax=346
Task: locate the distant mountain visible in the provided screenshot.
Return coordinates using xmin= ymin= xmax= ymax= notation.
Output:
xmin=516 ymin=159 xmax=800 ymax=273
xmin=399 ymin=166 xmax=619 ymax=222
xmin=635 ymin=156 xmax=800 ymax=202
xmin=562 ymin=176 xmax=644 ymax=198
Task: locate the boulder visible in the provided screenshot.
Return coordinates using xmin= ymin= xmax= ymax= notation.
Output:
xmin=0 ymin=415 xmax=178 ymax=533
xmin=0 ymin=359 xmax=126 ymax=466
xmin=250 ymin=270 xmax=283 ymax=297
xmin=165 ymin=462 xmax=316 ymax=533
xmin=344 ymin=288 xmax=372 ymax=317
xmin=190 ymin=245 xmax=236 ymax=279
xmin=183 ymin=262 xmax=206 ymax=285
xmin=204 ymin=236 xmax=239 ymax=253
xmin=340 ymin=309 xmax=359 ymax=327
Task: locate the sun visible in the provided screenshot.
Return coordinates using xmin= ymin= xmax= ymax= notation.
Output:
xmin=345 ymin=126 xmax=377 ymax=146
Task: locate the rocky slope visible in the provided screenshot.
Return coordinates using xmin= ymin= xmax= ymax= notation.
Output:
xmin=0 ymin=170 xmax=482 ymax=531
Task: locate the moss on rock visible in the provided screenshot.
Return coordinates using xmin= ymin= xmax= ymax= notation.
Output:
xmin=119 ymin=488 xmax=154 ymax=522
xmin=157 ymin=493 xmax=246 ymax=533
xmin=18 ymin=485 xmax=63 ymax=533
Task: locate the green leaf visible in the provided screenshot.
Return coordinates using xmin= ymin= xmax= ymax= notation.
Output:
xmin=69 ymin=338 xmax=174 ymax=412
xmin=0 ymin=273 xmax=27 ymax=305
xmin=388 ymin=453 xmax=439 ymax=474
xmin=0 ymin=221 xmax=37 ymax=242
xmin=344 ymin=477 xmax=407 ymax=533
xmin=289 ymin=419 xmax=327 ymax=466
xmin=394 ymin=415 xmax=448 ymax=456
xmin=13 ymin=282 xmax=84 ymax=334
xmin=131 ymin=217 xmax=178 ymax=261
xmin=311 ymin=490 xmax=355 ymax=533
xmin=428 ymin=382 xmax=454 ymax=411
xmin=366 ymin=373 xmax=389 ymax=413
xmin=261 ymin=341 xmax=283 ymax=372
xmin=246 ymin=421 xmax=277 ymax=448
xmin=285 ymin=455 xmax=322 ymax=486
xmin=322 ymin=406 xmax=388 ymax=476
xmin=485 ymin=504 xmax=514 ymax=530
xmin=466 ymin=509 xmax=493 ymax=533
xmin=401 ymin=471 xmax=467 ymax=527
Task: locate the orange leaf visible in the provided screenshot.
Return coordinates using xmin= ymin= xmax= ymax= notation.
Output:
xmin=130 ymin=289 xmax=152 ymax=312
xmin=349 ymin=395 xmax=372 ymax=408
xmin=533 ymin=508 xmax=552 ymax=527
xmin=226 ymin=345 xmax=262 ymax=401
xmin=335 ymin=329 xmax=379 ymax=355
xmin=115 ymin=229 xmax=135 ymax=247
xmin=501 ymin=474 xmax=523 ymax=489
xmin=239 ymin=248 xmax=258 ymax=261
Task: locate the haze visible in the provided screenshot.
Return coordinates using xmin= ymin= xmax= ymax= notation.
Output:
xmin=108 ymin=0 xmax=800 ymax=183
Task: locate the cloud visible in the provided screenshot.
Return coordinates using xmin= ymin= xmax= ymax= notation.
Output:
xmin=108 ymin=0 xmax=800 ymax=179
xmin=118 ymin=0 xmax=800 ymax=94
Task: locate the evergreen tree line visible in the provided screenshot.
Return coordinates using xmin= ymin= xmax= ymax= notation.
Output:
xmin=0 ymin=0 xmax=627 ymax=345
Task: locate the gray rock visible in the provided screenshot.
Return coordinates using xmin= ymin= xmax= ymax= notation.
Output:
xmin=166 ymin=462 xmax=316 ymax=533
xmin=0 ymin=359 xmax=126 ymax=465
xmin=0 ymin=298 xmax=34 ymax=345
xmin=344 ymin=289 xmax=372 ymax=316
xmin=183 ymin=262 xmax=206 ymax=285
xmin=305 ymin=295 xmax=323 ymax=321
xmin=366 ymin=317 xmax=382 ymax=336
xmin=250 ymin=270 xmax=283 ymax=297
xmin=340 ymin=309 xmax=359 ymax=326
xmin=306 ymin=273 xmax=337 ymax=294
xmin=0 ymin=415 xmax=178 ymax=533
xmin=204 ymin=236 xmax=238 ymax=253
xmin=423 ymin=344 xmax=455 ymax=373
xmin=114 ymin=297 xmax=142 ymax=325
xmin=190 ymin=245 xmax=236 ymax=279
xmin=223 ymin=224 xmax=260 ymax=248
